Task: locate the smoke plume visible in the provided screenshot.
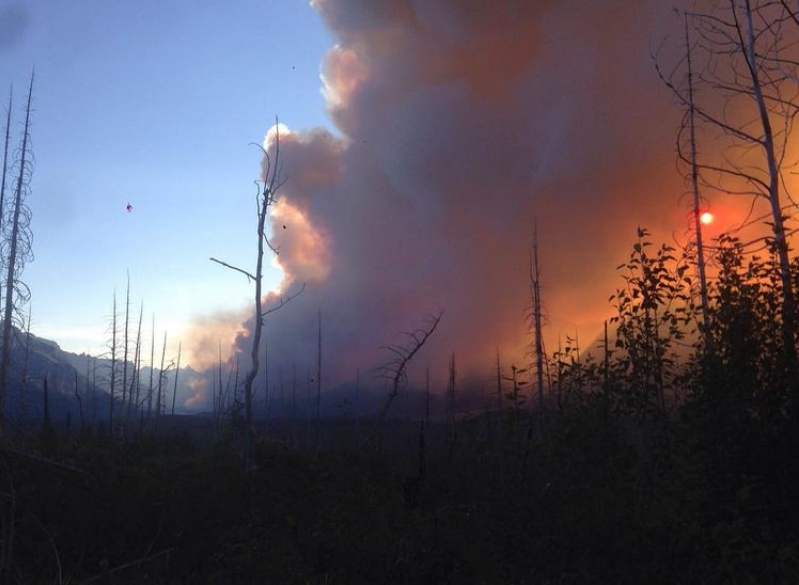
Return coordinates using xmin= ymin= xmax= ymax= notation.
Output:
xmin=193 ymin=0 xmax=715 ymax=408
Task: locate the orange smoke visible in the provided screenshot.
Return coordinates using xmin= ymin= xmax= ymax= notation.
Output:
xmin=183 ymin=309 xmax=248 ymax=371
xmin=184 ymin=0 xmax=732 ymax=398
xmin=270 ymin=198 xmax=331 ymax=285
xmin=323 ymin=45 xmax=368 ymax=112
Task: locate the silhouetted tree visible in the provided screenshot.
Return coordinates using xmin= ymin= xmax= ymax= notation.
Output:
xmin=365 ymin=311 xmax=443 ymax=447
xmin=121 ymin=272 xmax=131 ymax=422
xmin=0 ymin=73 xmax=34 ymax=436
xmin=147 ymin=314 xmax=155 ymax=423
xmin=171 ymin=341 xmax=181 ymax=416
xmin=155 ymin=330 xmax=168 ymax=422
xmin=211 ymin=122 xmax=304 ymax=472
xmin=529 ymin=222 xmax=545 ymax=414
xmin=107 ymin=291 xmax=118 ymax=433
xmin=0 ymin=87 xmax=11 ymax=316
xmin=656 ymin=1 xmax=799 ymax=389
xmin=17 ymin=306 xmax=30 ymax=424
xmin=128 ymin=301 xmax=144 ymax=424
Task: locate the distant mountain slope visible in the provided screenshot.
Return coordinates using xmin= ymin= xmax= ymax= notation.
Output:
xmin=3 ymin=328 xmax=114 ymax=426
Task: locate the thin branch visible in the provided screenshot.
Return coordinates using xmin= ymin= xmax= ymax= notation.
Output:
xmin=209 ymin=257 xmax=256 ymax=282
xmin=261 ymin=283 xmax=306 ymax=319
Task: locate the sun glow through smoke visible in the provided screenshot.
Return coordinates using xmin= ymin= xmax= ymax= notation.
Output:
xmin=181 ymin=0 xmax=697 ymax=395
xmin=700 ymin=212 xmax=714 ymax=225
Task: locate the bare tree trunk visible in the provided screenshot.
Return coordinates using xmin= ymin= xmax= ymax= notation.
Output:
xmin=291 ymin=361 xmax=296 ymax=448
xmin=91 ymin=357 xmax=97 ymax=423
xmin=223 ymin=357 xmax=236 ymax=415
xmin=683 ymin=15 xmax=712 ymax=351
xmin=147 ymin=315 xmax=155 ymax=423
xmin=531 ymin=222 xmax=545 ymax=415
xmin=424 ymin=366 xmax=429 ymax=430
xmin=737 ymin=0 xmax=798 ymax=383
xmin=315 ymin=308 xmax=322 ymax=449
xmin=447 ymin=352 xmax=457 ymax=454
xmin=242 ymin=185 xmax=269 ymax=470
xmin=109 ymin=291 xmax=118 ymax=434
xmin=214 ymin=341 xmax=223 ymax=432
xmin=263 ymin=323 xmax=270 ymax=428
xmin=495 ymin=348 xmax=503 ymax=413
xmin=85 ymin=355 xmax=92 ymax=424
xmin=155 ymin=330 xmax=167 ymax=424
xmin=233 ymin=356 xmax=240 ymax=411
xmin=0 ymin=88 xmax=12 ymax=322
xmin=278 ymin=366 xmax=285 ymax=440
xmin=211 ymin=123 xmax=304 ymax=473
xmin=18 ymin=306 xmax=30 ymax=425
xmin=75 ymin=371 xmax=84 ymax=430
xmin=128 ymin=302 xmax=143 ymax=424
xmin=0 ymin=74 xmax=34 ymax=436
xmin=603 ymin=320 xmax=610 ymax=398
xmin=171 ymin=341 xmax=181 ymax=416
xmin=121 ymin=271 xmax=130 ymax=424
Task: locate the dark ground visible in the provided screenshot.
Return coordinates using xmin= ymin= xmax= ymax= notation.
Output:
xmin=1 ymin=405 xmax=797 ymax=584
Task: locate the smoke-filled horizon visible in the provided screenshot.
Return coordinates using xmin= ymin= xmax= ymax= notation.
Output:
xmin=182 ymin=0 xmax=747 ymax=410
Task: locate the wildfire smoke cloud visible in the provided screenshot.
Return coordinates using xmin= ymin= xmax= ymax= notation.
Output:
xmin=198 ymin=0 xmax=700 ymax=399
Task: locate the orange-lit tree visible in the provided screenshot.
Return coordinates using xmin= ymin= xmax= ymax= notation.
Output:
xmin=656 ymin=1 xmax=799 ymax=392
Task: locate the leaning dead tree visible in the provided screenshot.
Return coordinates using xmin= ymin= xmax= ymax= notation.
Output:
xmin=655 ymin=1 xmax=799 ymax=385
xmin=364 ymin=310 xmax=444 ymax=448
xmin=211 ymin=121 xmax=304 ymax=472
xmin=0 ymin=73 xmax=34 ymax=436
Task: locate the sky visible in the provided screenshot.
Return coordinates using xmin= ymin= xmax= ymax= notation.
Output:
xmin=0 ymin=0 xmax=334 ymax=361
xmin=0 ymin=0 xmax=782 ymax=410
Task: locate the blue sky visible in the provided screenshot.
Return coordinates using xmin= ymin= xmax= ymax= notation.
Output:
xmin=0 ymin=1 xmax=334 ymax=360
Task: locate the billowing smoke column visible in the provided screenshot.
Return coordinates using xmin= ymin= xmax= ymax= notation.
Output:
xmin=192 ymin=0 xmax=699 ymax=410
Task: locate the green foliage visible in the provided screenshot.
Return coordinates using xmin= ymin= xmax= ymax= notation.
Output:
xmin=554 ymin=227 xmax=799 ymax=429
xmin=608 ymin=228 xmax=692 ymax=417
xmin=701 ymin=236 xmax=794 ymax=422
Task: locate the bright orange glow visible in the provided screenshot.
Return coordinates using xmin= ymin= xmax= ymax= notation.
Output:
xmin=271 ymin=198 xmax=331 ymax=284
xmin=700 ymin=212 xmax=714 ymax=225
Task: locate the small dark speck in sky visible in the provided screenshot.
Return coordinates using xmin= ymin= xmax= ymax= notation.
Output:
xmin=0 ymin=3 xmax=30 ymax=51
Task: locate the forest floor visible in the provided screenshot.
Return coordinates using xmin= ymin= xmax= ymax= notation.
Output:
xmin=1 ymin=407 xmax=798 ymax=584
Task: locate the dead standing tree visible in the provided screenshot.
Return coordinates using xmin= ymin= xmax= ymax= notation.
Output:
xmin=529 ymin=221 xmax=545 ymax=416
xmin=0 ymin=74 xmax=34 ymax=436
xmin=364 ymin=310 xmax=444 ymax=448
xmin=212 ymin=122 xmax=304 ymax=472
xmin=0 ymin=88 xmax=11 ymax=316
xmin=681 ymin=14 xmax=712 ymax=351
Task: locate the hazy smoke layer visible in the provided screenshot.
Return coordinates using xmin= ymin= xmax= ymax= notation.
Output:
xmin=191 ymin=0 xmax=703 ymax=409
